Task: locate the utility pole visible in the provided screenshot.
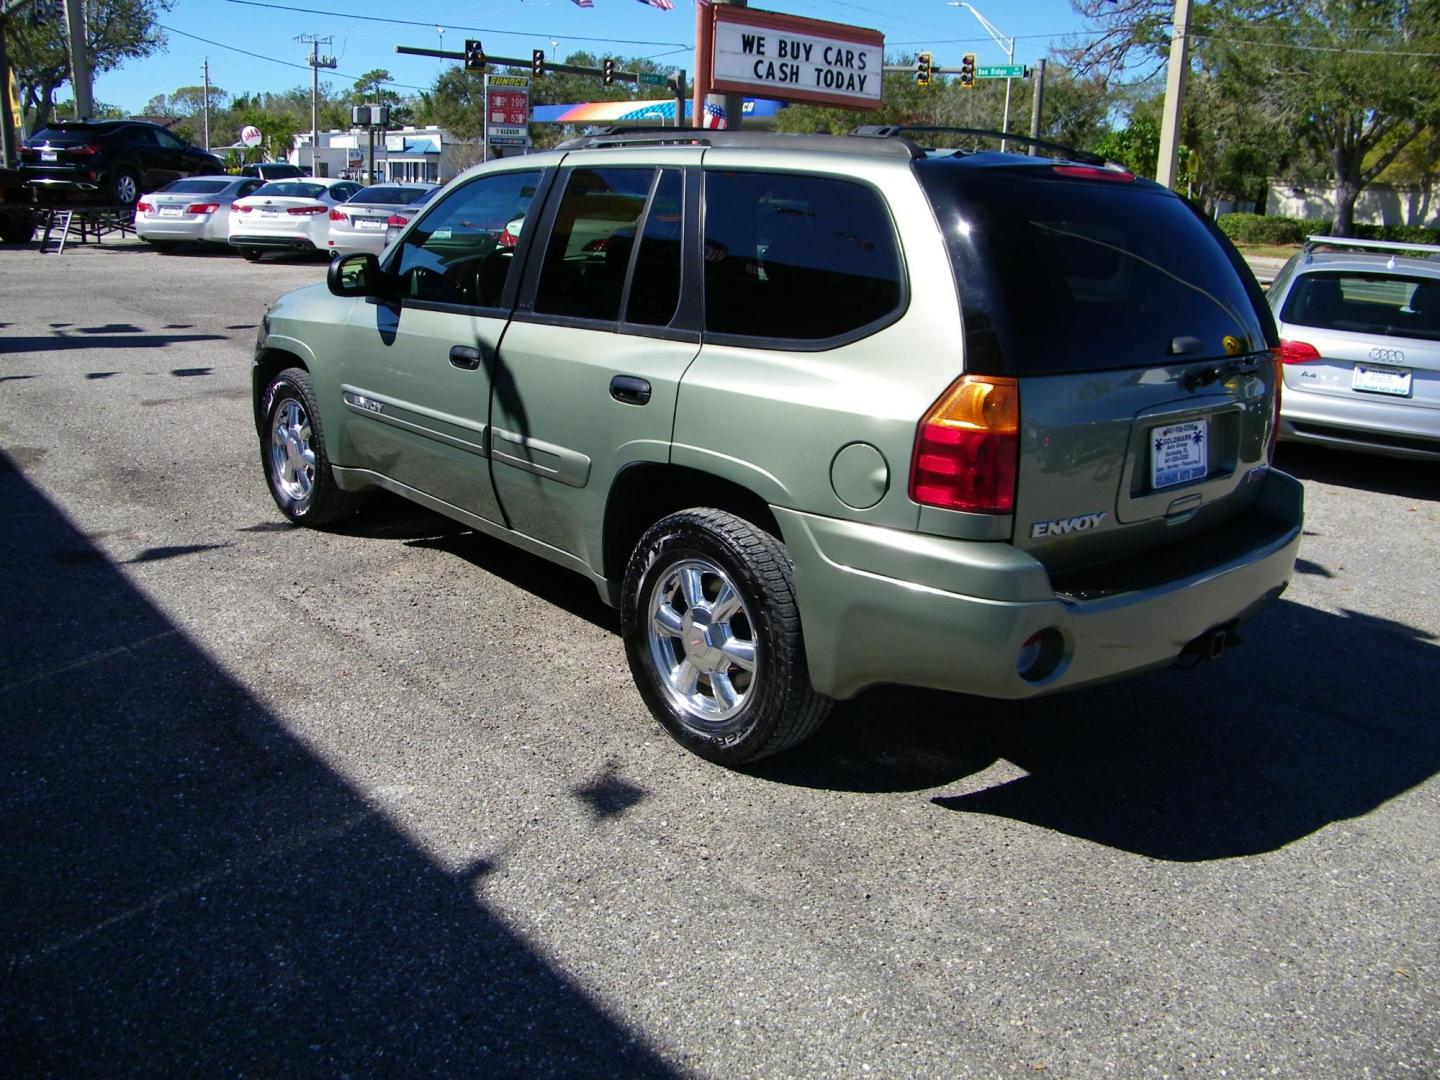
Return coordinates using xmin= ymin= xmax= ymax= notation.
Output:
xmin=1155 ymin=0 xmax=1191 ymax=190
xmin=201 ymin=58 xmax=210 ymax=151
xmin=1028 ymin=58 xmax=1046 ymax=154
xmin=297 ymin=33 xmax=335 ymax=175
xmin=63 ymin=0 xmax=92 ymax=120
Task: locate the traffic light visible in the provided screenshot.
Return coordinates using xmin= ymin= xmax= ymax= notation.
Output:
xmin=916 ymin=52 xmax=932 ymax=87
xmin=463 ymin=39 xmax=486 ymax=72
xmin=959 ymin=53 xmax=976 ymax=90
xmin=532 ymin=50 xmax=546 ymax=78
xmin=603 ymin=58 xmax=616 ymax=86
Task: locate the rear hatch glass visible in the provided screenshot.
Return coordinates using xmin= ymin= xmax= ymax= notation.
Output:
xmin=1280 ymin=272 xmax=1440 ymax=343
xmin=28 ymin=125 xmax=107 ymax=145
xmin=915 ymin=161 xmax=1279 ymax=571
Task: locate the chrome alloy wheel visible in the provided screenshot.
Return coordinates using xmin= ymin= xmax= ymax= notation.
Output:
xmin=646 ymin=557 xmax=759 ymax=730
xmin=115 ymin=173 xmax=138 ymax=204
xmin=269 ymin=398 xmax=316 ymax=504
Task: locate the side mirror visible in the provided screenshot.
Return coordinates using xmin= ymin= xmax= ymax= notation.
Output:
xmin=328 ymin=252 xmax=384 ymax=298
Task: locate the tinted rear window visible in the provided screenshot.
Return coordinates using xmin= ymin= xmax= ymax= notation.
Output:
xmin=917 ymin=163 xmax=1269 ymax=374
xmin=30 ymin=125 xmax=105 ymax=144
xmin=1280 ymin=272 xmax=1440 ymax=342
xmin=354 ymin=186 xmax=429 ymax=205
xmin=162 ymin=179 xmax=232 ymax=194
xmin=253 ymin=182 xmax=327 ymax=199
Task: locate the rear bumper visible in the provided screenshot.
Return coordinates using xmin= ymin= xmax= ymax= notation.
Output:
xmin=229 ymin=233 xmax=319 ymax=250
xmin=137 ymin=218 xmax=224 ymax=243
xmin=1281 ymin=389 xmax=1440 ymax=460
xmin=327 ymin=231 xmax=387 ymax=257
xmin=778 ymin=469 xmax=1304 ymax=701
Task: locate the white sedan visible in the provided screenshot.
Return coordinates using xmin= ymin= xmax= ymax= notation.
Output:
xmin=327 ymin=182 xmax=437 ymax=258
xmin=135 ymin=175 xmax=266 ymax=250
xmin=228 ymin=178 xmax=363 ymax=261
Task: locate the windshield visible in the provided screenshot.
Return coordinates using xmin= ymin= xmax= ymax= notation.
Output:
xmin=1279 ymin=272 xmax=1440 ymax=343
xmin=353 ymin=185 xmax=430 ymax=205
xmin=253 ymin=182 xmax=328 ymax=199
xmin=917 ymin=161 xmax=1271 ymax=375
xmin=162 ymin=179 xmax=232 ymax=194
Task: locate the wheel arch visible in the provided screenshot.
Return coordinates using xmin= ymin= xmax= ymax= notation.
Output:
xmin=602 ymin=463 xmax=783 ymax=588
xmin=252 ymin=348 xmax=309 ymax=436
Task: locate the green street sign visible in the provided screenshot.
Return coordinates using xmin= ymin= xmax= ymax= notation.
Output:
xmin=977 ymin=64 xmax=1027 ymax=79
xmin=637 ymin=72 xmax=667 ymax=86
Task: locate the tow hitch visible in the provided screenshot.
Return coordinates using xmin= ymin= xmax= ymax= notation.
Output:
xmin=1175 ymin=625 xmax=1242 ymax=670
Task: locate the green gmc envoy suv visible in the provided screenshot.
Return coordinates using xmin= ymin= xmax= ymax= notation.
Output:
xmin=252 ymin=127 xmax=1303 ymax=765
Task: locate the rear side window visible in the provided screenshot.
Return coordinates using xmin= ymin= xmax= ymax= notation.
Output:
xmin=1280 ymin=272 xmax=1440 ymax=342
xmin=534 ymin=167 xmax=654 ymax=321
xmin=626 ymin=169 xmax=684 ymax=327
xmin=703 ymin=171 xmax=903 ymax=343
xmin=917 ymin=163 xmax=1270 ymax=374
xmin=162 ymin=179 xmax=231 ymax=194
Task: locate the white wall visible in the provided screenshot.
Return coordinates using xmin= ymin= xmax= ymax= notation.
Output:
xmin=1266 ymin=182 xmax=1439 ymax=228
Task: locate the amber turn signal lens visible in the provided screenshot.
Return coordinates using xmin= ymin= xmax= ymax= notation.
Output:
xmin=920 ymin=375 xmax=1020 ymax=434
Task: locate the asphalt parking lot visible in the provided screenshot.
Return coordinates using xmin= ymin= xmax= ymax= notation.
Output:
xmin=2 ymin=236 xmax=1437 ymax=1077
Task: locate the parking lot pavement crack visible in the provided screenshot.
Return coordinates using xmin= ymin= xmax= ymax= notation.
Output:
xmin=0 ymin=629 xmax=180 ymax=694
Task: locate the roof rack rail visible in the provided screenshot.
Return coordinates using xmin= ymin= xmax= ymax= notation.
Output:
xmin=852 ymin=125 xmax=1104 ymax=166
xmin=1301 ymin=234 xmax=1440 ymax=257
xmin=553 ymin=127 xmax=922 ymax=159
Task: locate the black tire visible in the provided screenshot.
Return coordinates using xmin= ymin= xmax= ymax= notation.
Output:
xmin=620 ymin=509 xmax=831 ymax=765
xmin=111 ymin=167 xmax=140 ymax=206
xmin=259 ymin=367 xmax=364 ymax=527
xmin=242 ymin=247 xmax=263 ymax=262
xmin=0 ymin=213 xmax=36 ymax=244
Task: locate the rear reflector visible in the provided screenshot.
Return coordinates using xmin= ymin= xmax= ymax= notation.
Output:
xmin=186 ymin=202 xmax=220 ymax=214
xmin=289 ymin=205 xmax=328 ymax=216
xmin=1277 ymin=339 xmax=1321 ymax=364
xmin=1053 ymin=164 xmax=1135 ymax=182
xmin=909 ymin=375 xmax=1020 ymax=514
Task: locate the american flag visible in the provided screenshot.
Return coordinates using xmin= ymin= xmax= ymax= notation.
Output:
xmin=700 ymin=102 xmax=727 ymax=129
xmin=635 ymin=0 xmax=676 ymax=10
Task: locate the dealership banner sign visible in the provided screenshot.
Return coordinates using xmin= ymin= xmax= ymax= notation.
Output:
xmin=709 ymin=7 xmax=883 ymax=110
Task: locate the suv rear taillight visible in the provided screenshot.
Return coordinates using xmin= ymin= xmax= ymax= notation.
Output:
xmin=187 ymin=202 xmax=220 ymax=214
xmin=909 ymin=375 xmax=1020 ymax=514
xmin=1277 ymin=339 xmax=1321 ymax=364
xmin=1268 ymin=346 xmax=1285 ymax=461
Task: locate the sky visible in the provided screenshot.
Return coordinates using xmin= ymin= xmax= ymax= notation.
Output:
xmin=95 ymin=0 xmax=1100 ymax=114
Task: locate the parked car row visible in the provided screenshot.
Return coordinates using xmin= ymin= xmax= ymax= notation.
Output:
xmin=133 ymin=175 xmax=439 ymax=261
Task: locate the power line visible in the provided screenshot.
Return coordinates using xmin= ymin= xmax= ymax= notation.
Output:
xmin=221 ymin=0 xmax=689 ymax=48
xmin=158 ymin=23 xmax=432 ymax=91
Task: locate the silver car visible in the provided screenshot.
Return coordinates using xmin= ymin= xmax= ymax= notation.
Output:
xmin=327 ymin=182 xmax=436 ymax=258
xmin=1269 ymin=236 xmax=1440 ymax=460
xmin=135 ymin=175 xmax=265 ymax=250
xmin=381 ymin=185 xmax=441 ymax=247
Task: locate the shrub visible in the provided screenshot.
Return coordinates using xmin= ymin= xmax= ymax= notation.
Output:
xmin=1218 ymin=213 xmax=1439 ymax=247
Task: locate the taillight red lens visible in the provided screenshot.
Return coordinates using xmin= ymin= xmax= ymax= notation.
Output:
xmin=72 ymin=144 xmax=101 ymax=156
xmin=187 ymin=202 xmax=220 ymax=214
xmin=385 ymin=214 xmax=407 ymax=227
xmin=1053 ymin=164 xmax=1135 ymax=182
xmin=135 ymin=200 xmax=153 ymax=213
xmin=233 ymin=203 xmax=253 ymax=213
xmin=909 ymin=376 xmax=1020 ymax=514
xmin=1268 ymin=347 xmax=1285 ymax=461
xmin=329 ymin=209 xmax=345 ymax=221
xmin=1277 ymin=339 xmax=1321 ymax=364
xmin=289 ymin=205 xmax=328 ymax=215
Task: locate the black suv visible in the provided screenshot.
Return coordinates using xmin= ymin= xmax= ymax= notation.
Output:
xmin=19 ymin=120 xmax=224 ymax=206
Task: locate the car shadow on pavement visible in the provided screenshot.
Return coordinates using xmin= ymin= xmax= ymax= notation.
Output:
xmin=751 ymin=599 xmax=1440 ymax=862
xmin=1276 ymin=443 xmax=1437 ymax=500
xmin=0 ymin=451 xmax=674 ymax=1076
